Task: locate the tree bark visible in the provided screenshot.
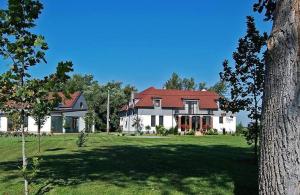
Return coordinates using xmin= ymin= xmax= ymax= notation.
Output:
xmin=21 ymin=122 xmax=28 ymax=195
xmin=38 ymin=121 xmax=41 ymax=153
xmin=259 ymin=0 xmax=300 ymax=194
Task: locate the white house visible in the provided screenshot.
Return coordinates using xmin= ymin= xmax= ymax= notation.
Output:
xmin=0 ymin=92 xmax=94 ymax=133
xmin=119 ymin=87 xmax=236 ymax=134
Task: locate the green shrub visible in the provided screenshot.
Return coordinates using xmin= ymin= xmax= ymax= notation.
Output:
xmin=76 ymin=131 xmax=88 ymax=147
xmin=155 ymin=125 xmax=168 ymax=136
xmin=145 ymin=125 xmax=151 ymax=131
xmin=168 ymin=126 xmax=178 ymax=135
xmin=206 ymin=128 xmax=218 ymax=135
xmin=186 ymin=129 xmax=195 ymax=135
xmin=236 ymin=122 xmax=247 ymax=136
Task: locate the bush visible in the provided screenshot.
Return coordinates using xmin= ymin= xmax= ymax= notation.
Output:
xmin=206 ymin=128 xmax=218 ymax=135
xmin=145 ymin=125 xmax=151 ymax=131
xmin=186 ymin=129 xmax=195 ymax=135
xmin=168 ymin=126 xmax=178 ymax=135
xmin=236 ymin=122 xmax=247 ymax=136
xmin=155 ymin=125 xmax=168 ymax=136
xmin=76 ymin=131 xmax=88 ymax=147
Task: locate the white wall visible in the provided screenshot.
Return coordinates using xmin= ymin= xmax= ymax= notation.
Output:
xmin=213 ymin=116 xmax=236 ymax=133
xmin=0 ymin=112 xmax=90 ymax=134
xmin=78 ymin=117 xmax=85 ymax=132
xmin=72 ymin=94 xmax=88 ymax=110
xmin=120 ymin=114 xmax=176 ymax=133
xmin=0 ymin=117 xmax=8 ymax=132
xmin=27 ymin=116 xmax=51 ymax=133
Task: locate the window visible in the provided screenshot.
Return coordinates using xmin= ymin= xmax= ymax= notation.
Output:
xmin=159 ymin=116 xmax=163 ymax=126
xmin=219 ymin=116 xmax=223 ymax=124
xmin=80 ymin=102 xmax=83 ymax=109
xmin=185 ymin=101 xmax=197 ymax=114
xmin=151 ymin=115 xmax=156 ymax=127
xmin=153 ymin=99 xmax=161 ymax=107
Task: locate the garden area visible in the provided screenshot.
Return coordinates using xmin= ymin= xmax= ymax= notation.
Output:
xmin=0 ymin=134 xmax=257 ymax=195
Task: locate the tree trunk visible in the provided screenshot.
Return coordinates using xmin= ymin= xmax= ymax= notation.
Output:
xmin=38 ymin=121 xmax=41 ymax=153
xmin=259 ymin=0 xmax=300 ymax=194
xmin=21 ymin=123 xmax=28 ymax=195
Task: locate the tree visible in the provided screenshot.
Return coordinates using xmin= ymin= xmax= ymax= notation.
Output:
xmin=208 ymin=81 xmax=228 ymax=96
xmin=219 ymin=16 xmax=267 ymax=157
xmin=182 ymin=77 xmax=197 ymax=90
xmin=198 ymin=82 xmax=207 ymax=90
xmin=254 ymin=1 xmax=300 ymax=194
xmin=0 ymin=1 xmax=72 ymax=194
xmin=164 ymin=73 xmax=183 ymax=89
xmin=64 ymin=74 xmax=96 ymax=93
xmin=132 ymin=116 xmax=142 ymax=133
xmin=84 ymin=109 xmax=95 ymax=132
xmin=92 ymin=82 xmax=133 ymax=131
xmin=30 ymin=62 xmax=73 ymax=153
xmin=123 ymin=84 xmax=137 ymax=102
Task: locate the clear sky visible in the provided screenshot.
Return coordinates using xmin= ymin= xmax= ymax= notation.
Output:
xmin=0 ymin=0 xmax=271 ymax=125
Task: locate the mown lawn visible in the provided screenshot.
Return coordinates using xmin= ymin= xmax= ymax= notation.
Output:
xmin=0 ymin=134 xmax=257 ymax=195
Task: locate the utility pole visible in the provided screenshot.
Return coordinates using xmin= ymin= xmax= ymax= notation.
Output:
xmin=106 ymin=89 xmax=110 ymax=134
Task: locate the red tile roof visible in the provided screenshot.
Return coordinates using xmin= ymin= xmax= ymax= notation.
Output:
xmin=133 ymin=87 xmax=219 ymax=110
xmin=56 ymin=91 xmax=82 ymax=108
xmin=4 ymin=92 xmax=82 ymax=110
xmin=48 ymin=91 xmax=82 ymax=108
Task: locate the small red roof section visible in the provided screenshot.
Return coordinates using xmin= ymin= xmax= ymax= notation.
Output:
xmin=56 ymin=91 xmax=81 ymax=108
xmin=134 ymin=87 xmax=219 ymax=110
xmin=4 ymin=91 xmax=82 ymax=109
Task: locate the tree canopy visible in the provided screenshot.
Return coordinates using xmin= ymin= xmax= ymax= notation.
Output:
xmin=220 ymin=16 xmax=268 ymax=155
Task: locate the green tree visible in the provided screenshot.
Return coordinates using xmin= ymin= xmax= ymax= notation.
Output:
xmin=208 ymin=81 xmax=228 ymax=96
xmin=0 ymin=1 xmax=72 ymax=193
xmin=96 ymin=82 xmax=127 ymax=131
xmin=182 ymin=77 xmax=197 ymax=90
xmin=198 ymin=82 xmax=207 ymax=90
xmin=123 ymin=84 xmax=137 ymax=102
xmin=30 ymin=63 xmax=73 ymax=153
xmin=65 ymin=74 xmax=96 ymax=93
xmin=164 ymin=73 xmax=183 ymax=89
xmin=132 ymin=116 xmax=142 ymax=134
xmin=219 ymin=16 xmax=267 ymax=157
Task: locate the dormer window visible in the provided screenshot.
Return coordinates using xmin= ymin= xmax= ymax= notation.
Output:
xmin=153 ymin=99 xmax=161 ymax=107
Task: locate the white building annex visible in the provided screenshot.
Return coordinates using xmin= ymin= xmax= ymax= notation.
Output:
xmin=0 ymin=92 xmax=94 ymax=134
xmin=119 ymin=87 xmax=236 ymax=134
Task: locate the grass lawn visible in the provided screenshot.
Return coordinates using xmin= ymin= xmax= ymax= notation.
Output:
xmin=0 ymin=134 xmax=257 ymax=195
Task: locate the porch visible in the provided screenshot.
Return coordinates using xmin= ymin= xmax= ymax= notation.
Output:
xmin=175 ymin=115 xmax=213 ymax=133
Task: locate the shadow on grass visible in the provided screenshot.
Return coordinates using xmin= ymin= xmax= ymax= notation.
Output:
xmin=45 ymin=148 xmax=65 ymax=152
xmin=0 ymin=144 xmax=257 ymax=195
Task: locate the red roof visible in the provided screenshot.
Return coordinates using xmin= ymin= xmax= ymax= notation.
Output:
xmin=4 ymin=92 xmax=82 ymax=110
xmin=56 ymin=91 xmax=81 ymax=108
xmin=133 ymin=87 xmax=219 ymax=110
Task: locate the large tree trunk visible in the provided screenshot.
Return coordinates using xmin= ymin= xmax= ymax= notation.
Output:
xmin=259 ymin=0 xmax=300 ymax=194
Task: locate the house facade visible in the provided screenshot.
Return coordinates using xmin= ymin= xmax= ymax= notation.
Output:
xmin=0 ymin=92 xmax=94 ymax=133
xmin=120 ymin=87 xmax=236 ymax=134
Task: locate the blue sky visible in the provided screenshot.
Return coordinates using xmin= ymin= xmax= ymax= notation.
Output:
xmin=0 ymin=0 xmax=271 ymax=125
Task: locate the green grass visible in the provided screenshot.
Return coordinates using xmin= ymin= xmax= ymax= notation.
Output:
xmin=0 ymin=134 xmax=257 ymax=195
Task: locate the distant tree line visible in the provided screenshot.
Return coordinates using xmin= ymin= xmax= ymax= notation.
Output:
xmin=163 ymin=72 xmax=228 ymax=96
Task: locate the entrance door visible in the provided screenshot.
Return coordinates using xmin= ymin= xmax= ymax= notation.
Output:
xmin=51 ymin=116 xmax=63 ymax=133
